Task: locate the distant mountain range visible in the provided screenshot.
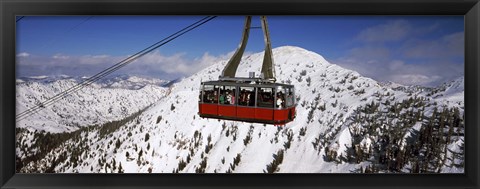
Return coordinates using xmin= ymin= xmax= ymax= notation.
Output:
xmin=17 ymin=74 xmax=170 ymax=89
xmin=16 ymin=74 xmax=170 ymax=132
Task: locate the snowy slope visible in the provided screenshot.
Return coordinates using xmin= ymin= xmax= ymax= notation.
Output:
xmin=98 ymin=74 xmax=170 ymax=89
xmin=16 ymin=76 xmax=169 ymax=133
xmin=428 ymin=76 xmax=464 ymax=106
xmin=16 ymin=46 xmax=464 ymax=173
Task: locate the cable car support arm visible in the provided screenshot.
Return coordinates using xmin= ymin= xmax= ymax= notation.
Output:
xmin=220 ymin=16 xmax=276 ymax=83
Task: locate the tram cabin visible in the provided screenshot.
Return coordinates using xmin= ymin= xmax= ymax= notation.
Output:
xmin=198 ymin=81 xmax=296 ymax=125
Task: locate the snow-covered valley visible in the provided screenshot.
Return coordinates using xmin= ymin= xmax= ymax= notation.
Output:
xmin=16 ymin=75 xmax=169 ymax=133
xmin=15 ymin=46 xmax=464 ymax=173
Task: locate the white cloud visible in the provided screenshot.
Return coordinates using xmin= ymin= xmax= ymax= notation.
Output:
xmin=17 ymin=52 xmax=30 ymax=57
xmin=16 ymin=50 xmax=233 ymax=80
xmin=334 ymin=20 xmax=463 ymax=87
xmin=357 ymin=20 xmax=411 ymax=43
xmin=390 ymin=74 xmax=441 ymax=86
xmin=52 ymin=54 xmax=70 ymax=60
xmin=334 ymin=56 xmax=463 ymax=87
xmin=402 ymin=32 xmax=464 ymax=58
xmin=127 ymin=50 xmax=236 ymax=76
xmin=348 ymin=46 xmax=391 ymax=62
xmin=388 ymin=60 xmax=404 ymax=70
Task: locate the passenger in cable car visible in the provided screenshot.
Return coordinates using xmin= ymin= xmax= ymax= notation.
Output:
xmin=257 ymin=90 xmax=264 ymax=107
xmin=213 ymin=90 xmax=219 ymax=103
xmin=226 ymin=90 xmax=231 ymax=104
xmin=286 ymin=91 xmax=293 ymax=107
xmin=258 ymin=88 xmax=274 ymax=108
xmin=203 ymin=91 xmax=208 ymax=103
xmin=203 ymin=87 xmax=211 ymax=103
xmin=230 ymin=89 xmax=236 ymax=105
xmin=248 ymin=91 xmax=255 ymax=106
xmin=277 ymin=92 xmax=285 ymax=109
xmin=239 ymin=89 xmax=247 ymax=106
xmin=266 ymin=91 xmax=274 ymax=104
xmin=219 ymin=90 xmax=226 ymax=104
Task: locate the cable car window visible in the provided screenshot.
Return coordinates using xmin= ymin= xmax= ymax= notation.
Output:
xmin=286 ymin=87 xmax=294 ymax=107
xmin=220 ymin=86 xmax=236 ymax=105
xmin=238 ymin=87 xmax=255 ymax=107
xmin=257 ymin=87 xmax=274 ymax=108
xmin=203 ymin=85 xmax=218 ymax=104
xmin=199 ymin=86 xmax=203 ymax=102
xmin=275 ymin=87 xmax=286 ymax=109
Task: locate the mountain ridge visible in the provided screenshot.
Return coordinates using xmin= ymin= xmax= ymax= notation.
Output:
xmin=16 ymin=46 xmax=464 ymax=173
xmin=16 ymin=75 xmax=169 ymax=133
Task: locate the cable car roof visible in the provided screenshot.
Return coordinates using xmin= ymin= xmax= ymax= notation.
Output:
xmin=201 ymin=80 xmax=294 ymax=88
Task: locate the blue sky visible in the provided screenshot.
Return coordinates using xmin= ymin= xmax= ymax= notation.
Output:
xmin=16 ymin=16 xmax=464 ymax=86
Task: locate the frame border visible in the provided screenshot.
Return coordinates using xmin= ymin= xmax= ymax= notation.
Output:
xmin=1 ymin=0 xmax=479 ymax=189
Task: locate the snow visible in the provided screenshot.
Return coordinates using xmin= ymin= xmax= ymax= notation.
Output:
xmin=29 ymin=75 xmax=49 ymax=79
xmin=423 ymin=76 xmax=464 ymax=109
xmin=16 ymin=46 xmax=464 ymax=174
xmin=336 ymin=128 xmax=352 ymax=158
xmin=16 ymin=75 xmax=169 ymax=133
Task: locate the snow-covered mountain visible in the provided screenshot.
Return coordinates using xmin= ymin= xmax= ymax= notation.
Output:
xmin=17 ymin=75 xmax=74 ymax=84
xmin=16 ymin=46 xmax=464 ymax=174
xmin=97 ymin=74 xmax=170 ymax=89
xmin=424 ymin=76 xmax=464 ymax=106
xmin=16 ymin=75 xmax=170 ymax=133
xmin=17 ymin=74 xmax=170 ymax=89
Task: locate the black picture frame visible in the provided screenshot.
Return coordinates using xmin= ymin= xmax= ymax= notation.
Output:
xmin=1 ymin=0 xmax=479 ymax=188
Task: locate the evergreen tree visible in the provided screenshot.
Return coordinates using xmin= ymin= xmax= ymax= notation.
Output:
xmin=145 ymin=133 xmax=150 ymax=141
xmin=118 ymin=162 xmax=124 ymax=173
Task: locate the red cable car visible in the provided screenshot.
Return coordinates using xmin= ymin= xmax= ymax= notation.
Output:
xmin=198 ymin=16 xmax=296 ymax=125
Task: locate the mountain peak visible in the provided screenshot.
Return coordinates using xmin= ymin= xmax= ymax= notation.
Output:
xmin=272 ymin=45 xmax=329 ymax=64
xmin=16 ymin=46 xmax=464 ymax=174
